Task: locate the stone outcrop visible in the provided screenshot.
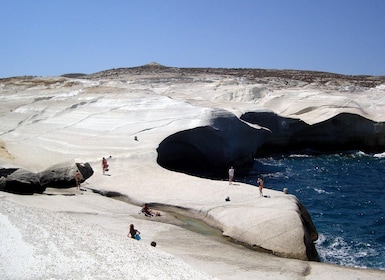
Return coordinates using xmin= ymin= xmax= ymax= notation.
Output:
xmin=296 ymin=200 xmax=319 ymax=261
xmin=0 ymin=168 xmax=44 ymax=194
xmin=158 ymin=109 xmax=385 ymax=178
xmin=0 ymin=162 xmax=94 ymax=194
xmin=38 ymin=162 xmax=94 ymax=188
xmin=241 ymin=111 xmax=385 ymax=156
xmin=157 ymin=109 xmax=270 ymax=178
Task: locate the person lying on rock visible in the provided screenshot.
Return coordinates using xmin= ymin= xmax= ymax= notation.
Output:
xmin=141 ymin=204 xmax=161 ymax=217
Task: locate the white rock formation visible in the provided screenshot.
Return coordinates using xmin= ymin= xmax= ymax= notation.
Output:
xmin=1 ymin=66 xmax=385 ymax=272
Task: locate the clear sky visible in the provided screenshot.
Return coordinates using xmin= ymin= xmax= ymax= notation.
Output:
xmin=1 ymin=0 xmax=384 ymax=78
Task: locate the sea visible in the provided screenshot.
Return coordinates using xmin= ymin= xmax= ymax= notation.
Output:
xmin=240 ymin=151 xmax=385 ymax=270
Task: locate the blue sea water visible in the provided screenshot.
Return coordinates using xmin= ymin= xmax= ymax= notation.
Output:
xmin=241 ymin=152 xmax=385 ymax=270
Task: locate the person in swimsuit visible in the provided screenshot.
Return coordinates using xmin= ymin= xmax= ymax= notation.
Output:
xmin=257 ymin=177 xmax=264 ymax=197
xmin=102 ymin=157 xmax=108 ymax=174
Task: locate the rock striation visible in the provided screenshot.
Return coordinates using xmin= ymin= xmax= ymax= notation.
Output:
xmin=1 ymin=64 xmax=384 ymax=262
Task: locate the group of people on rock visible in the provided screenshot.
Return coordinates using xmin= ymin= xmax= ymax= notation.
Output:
xmin=127 ymin=223 xmax=156 ymax=247
xmin=127 ymin=203 xmax=161 ymax=247
xmin=228 ymin=166 xmax=264 ymax=197
xmin=97 ymin=158 xmax=267 ymax=248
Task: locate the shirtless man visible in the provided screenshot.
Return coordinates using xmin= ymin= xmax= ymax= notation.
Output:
xmin=75 ymin=171 xmax=82 ymax=190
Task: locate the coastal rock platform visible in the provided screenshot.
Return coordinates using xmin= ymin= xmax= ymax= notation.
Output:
xmin=1 ymin=64 xmax=385 ymax=278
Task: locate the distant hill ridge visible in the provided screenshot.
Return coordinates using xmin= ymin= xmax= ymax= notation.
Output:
xmin=86 ymin=63 xmax=385 ymax=88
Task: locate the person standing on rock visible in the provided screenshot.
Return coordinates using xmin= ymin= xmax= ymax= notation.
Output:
xmin=257 ymin=177 xmax=264 ymax=197
xmin=74 ymin=170 xmax=82 ymax=190
xmin=228 ymin=166 xmax=234 ymax=185
xmin=102 ymin=157 xmax=108 ymax=174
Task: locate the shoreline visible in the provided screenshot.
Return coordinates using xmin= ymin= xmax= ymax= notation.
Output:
xmin=1 ymin=72 xmax=385 ymax=279
xmin=48 ymin=186 xmax=385 ymax=271
xmin=2 ymin=188 xmax=385 ymax=280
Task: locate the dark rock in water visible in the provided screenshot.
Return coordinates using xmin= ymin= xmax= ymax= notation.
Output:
xmin=158 ymin=110 xmax=385 ymax=178
xmin=290 ymin=113 xmax=385 ymax=153
xmin=0 ymin=168 xmax=45 ymax=194
xmin=296 ymin=200 xmax=319 ymax=261
xmin=157 ymin=109 xmax=270 ymax=178
xmin=241 ymin=111 xmax=385 ymax=156
xmin=38 ymin=162 xmax=94 ymax=188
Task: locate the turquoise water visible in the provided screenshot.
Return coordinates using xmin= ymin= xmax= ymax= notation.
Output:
xmin=241 ymin=152 xmax=385 ymax=270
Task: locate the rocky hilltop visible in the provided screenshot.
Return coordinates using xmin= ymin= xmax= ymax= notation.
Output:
xmin=86 ymin=62 xmax=385 ymax=88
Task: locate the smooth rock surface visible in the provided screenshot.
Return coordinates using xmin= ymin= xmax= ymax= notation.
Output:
xmin=1 ymin=65 xmax=385 ymax=278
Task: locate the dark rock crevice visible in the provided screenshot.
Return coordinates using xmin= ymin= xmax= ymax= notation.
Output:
xmin=296 ymin=200 xmax=319 ymax=261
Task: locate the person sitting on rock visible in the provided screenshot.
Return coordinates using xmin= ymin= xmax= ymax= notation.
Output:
xmin=128 ymin=224 xmax=141 ymax=240
xmin=141 ymin=204 xmax=161 ymax=217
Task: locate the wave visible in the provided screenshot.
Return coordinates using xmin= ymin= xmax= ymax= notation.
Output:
xmin=312 ymin=187 xmax=332 ymax=195
xmin=247 ymin=153 xmax=385 ymax=269
xmin=316 ymin=234 xmax=379 ymax=269
xmin=374 ymin=152 xmax=385 ymax=158
xmin=288 ymin=154 xmax=312 ymax=158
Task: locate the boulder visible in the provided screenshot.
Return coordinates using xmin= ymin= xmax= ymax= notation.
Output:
xmin=0 ymin=162 xmax=94 ymax=194
xmin=38 ymin=162 xmax=94 ymax=188
xmin=0 ymin=168 xmax=44 ymax=194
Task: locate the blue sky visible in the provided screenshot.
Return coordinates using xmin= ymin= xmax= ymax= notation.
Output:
xmin=1 ymin=0 xmax=384 ymax=78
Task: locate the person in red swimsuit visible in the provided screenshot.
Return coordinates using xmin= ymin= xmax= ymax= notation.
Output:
xmin=102 ymin=157 xmax=108 ymax=174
